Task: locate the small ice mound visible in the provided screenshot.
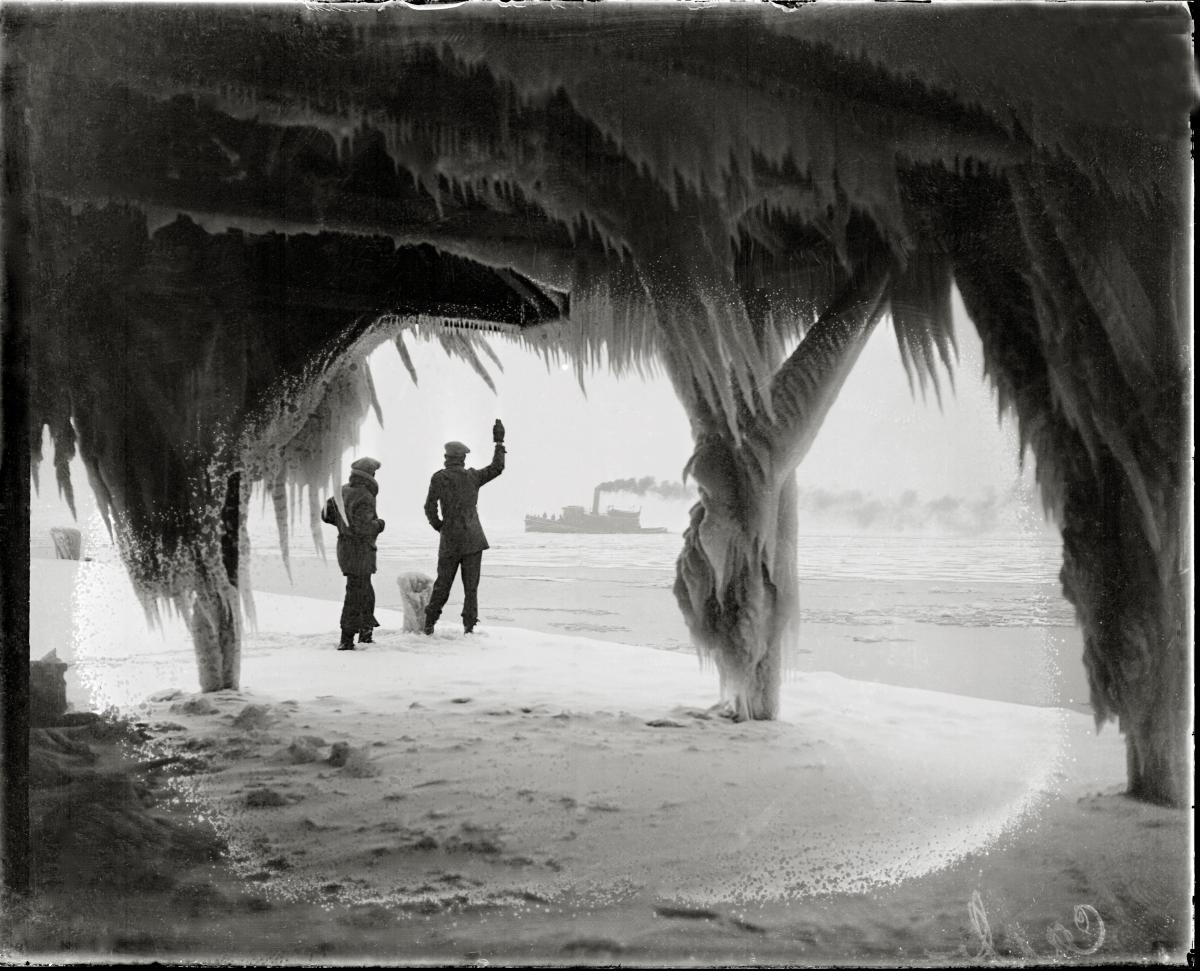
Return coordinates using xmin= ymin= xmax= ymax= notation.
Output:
xmin=444 ymin=822 xmax=504 ymax=855
xmin=338 ymin=903 xmax=395 ymax=929
xmin=560 ymin=938 xmax=628 ymax=957
xmin=170 ymin=695 xmax=218 ymax=716
xmin=244 ymin=787 xmax=289 ymax=808
xmin=278 ymin=737 xmax=321 ymax=764
xmin=232 ymin=703 xmax=275 ymax=731
xmin=669 ymin=705 xmax=719 ymax=721
xmin=585 ymin=800 xmax=621 ymax=813
xmin=395 ymin=572 xmax=434 ymax=633
xmin=338 ymin=745 xmax=382 ymax=778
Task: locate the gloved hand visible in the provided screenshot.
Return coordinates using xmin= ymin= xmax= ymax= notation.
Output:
xmin=376 ymin=519 xmax=386 ymax=534
xmin=493 ymin=418 xmax=505 ymax=444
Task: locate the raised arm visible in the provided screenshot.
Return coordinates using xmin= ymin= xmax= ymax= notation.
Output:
xmin=477 ymin=419 xmax=507 ymax=486
xmin=477 ymin=443 xmax=506 ymax=486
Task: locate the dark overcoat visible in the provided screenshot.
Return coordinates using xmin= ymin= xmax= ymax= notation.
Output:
xmin=337 ymin=472 xmax=385 ymax=575
xmin=424 ymin=444 xmax=506 ymax=557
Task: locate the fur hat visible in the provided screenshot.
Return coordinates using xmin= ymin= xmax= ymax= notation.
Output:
xmin=350 ymin=457 xmax=382 ymax=477
xmin=443 ymin=441 xmax=470 ymax=458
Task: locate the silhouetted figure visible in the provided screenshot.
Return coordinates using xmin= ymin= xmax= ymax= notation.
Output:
xmin=323 ymin=457 xmax=386 ymax=650
xmin=423 ymin=421 xmax=506 ymax=634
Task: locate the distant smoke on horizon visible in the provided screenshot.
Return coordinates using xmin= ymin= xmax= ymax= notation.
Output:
xmin=598 ymin=475 xmax=1048 ymax=536
xmin=795 ymin=483 xmax=1049 ymax=535
xmin=596 ymin=477 xmax=694 ymax=502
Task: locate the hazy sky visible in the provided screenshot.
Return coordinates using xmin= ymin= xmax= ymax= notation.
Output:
xmin=32 ymin=285 xmax=1047 ymax=550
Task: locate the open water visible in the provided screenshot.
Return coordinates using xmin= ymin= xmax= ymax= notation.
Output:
xmin=372 ymin=528 xmax=1064 ymax=585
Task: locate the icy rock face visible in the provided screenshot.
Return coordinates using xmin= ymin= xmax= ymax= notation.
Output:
xmin=30 ymin=651 xmax=69 ymax=726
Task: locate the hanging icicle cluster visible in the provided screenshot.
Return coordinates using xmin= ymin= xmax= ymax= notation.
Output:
xmin=238 ymin=334 xmax=386 ymax=577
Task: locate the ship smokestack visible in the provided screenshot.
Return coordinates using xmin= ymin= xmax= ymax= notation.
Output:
xmin=592 ymin=487 xmax=601 ymax=516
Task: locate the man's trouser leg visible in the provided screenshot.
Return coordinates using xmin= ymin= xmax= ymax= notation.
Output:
xmin=341 ymin=574 xmax=373 ymax=634
xmin=425 ymin=552 xmax=461 ymax=628
xmin=460 ymin=552 xmax=483 ymax=630
xmin=358 ymin=575 xmax=378 ymax=641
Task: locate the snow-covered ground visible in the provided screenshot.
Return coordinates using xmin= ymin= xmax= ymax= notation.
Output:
xmin=29 ymin=558 xmax=1192 ymax=963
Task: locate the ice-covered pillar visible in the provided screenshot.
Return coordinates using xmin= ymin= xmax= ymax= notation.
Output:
xmin=1059 ymin=454 xmax=1191 ymax=809
xmin=651 ymin=241 xmax=890 ymax=719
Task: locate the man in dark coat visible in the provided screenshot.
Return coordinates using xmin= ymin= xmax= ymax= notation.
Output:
xmin=423 ymin=420 xmax=506 ymax=635
xmin=324 ymin=456 xmax=386 ymax=650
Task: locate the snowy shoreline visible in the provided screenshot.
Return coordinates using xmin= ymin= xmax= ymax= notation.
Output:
xmin=240 ymin=547 xmax=1089 ymax=712
xmin=22 ymin=557 xmax=1191 ymax=962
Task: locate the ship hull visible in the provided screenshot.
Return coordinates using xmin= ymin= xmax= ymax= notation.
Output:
xmin=524 ymin=516 xmax=668 ymax=535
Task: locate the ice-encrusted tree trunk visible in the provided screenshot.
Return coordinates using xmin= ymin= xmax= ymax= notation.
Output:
xmin=665 ymin=256 xmax=892 ymax=719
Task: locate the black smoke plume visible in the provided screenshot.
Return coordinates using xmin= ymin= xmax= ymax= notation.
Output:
xmin=596 ymin=477 xmax=695 ymax=502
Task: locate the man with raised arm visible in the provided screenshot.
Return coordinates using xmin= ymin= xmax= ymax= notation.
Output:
xmin=423 ymin=420 xmax=506 ymax=635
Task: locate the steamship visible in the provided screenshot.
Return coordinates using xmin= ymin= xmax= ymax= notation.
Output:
xmin=525 ymin=488 xmax=669 ymax=534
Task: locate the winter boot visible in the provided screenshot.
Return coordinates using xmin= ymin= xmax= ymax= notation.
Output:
xmin=337 ymin=630 xmax=356 ymax=651
xmin=463 ymin=621 xmax=476 ymax=635
xmin=358 ymin=629 xmax=374 ymax=645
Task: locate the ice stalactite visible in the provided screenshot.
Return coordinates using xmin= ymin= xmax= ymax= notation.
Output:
xmin=239 ymin=330 xmax=389 ymax=581
xmin=236 ymin=472 xmax=255 ymax=633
